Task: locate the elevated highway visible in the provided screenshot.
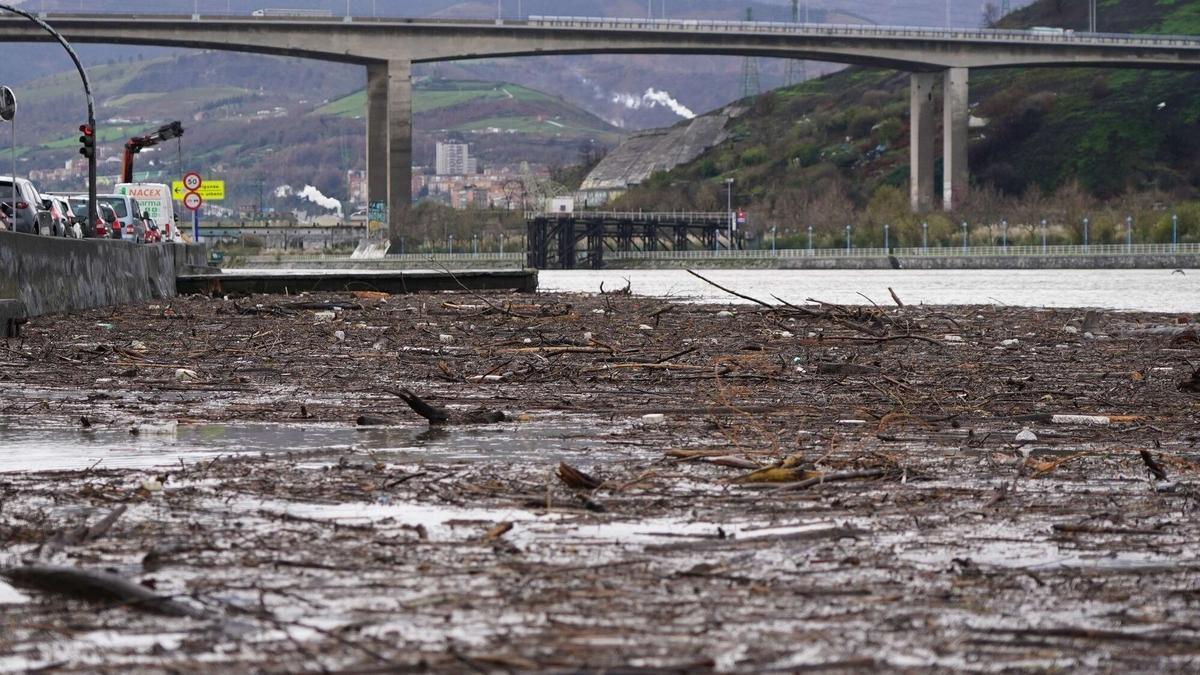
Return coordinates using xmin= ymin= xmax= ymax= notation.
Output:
xmin=2 ymin=12 xmax=1199 ymax=244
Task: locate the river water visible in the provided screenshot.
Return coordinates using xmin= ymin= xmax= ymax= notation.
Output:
xmin=540 ymin=268 xmax=1200 ymax=312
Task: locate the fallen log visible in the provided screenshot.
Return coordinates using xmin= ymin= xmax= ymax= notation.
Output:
xmin=1 ymin=564 xmax=209 ymax=618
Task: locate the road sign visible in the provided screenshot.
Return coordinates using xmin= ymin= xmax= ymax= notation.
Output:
xmin=183 ymin=172 xmax=202 ymax=191
xmin=0 ymin=87 xmax=15 ymax=122
xmin=172 ymin=180 xmax=225 ymax=200
xmin=183 ymin=191 xmax=203 ymax=211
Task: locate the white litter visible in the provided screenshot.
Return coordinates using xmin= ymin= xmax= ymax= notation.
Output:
xmin=334 ymin=330 xmax=346 ymax=342
xmin=174 ymin=368 xmax=199 ymax=382
xmin=943 ymin=335 xmax=964 ymax=342
xmin=313 ymin=311 xmax=336 ymax=322
xmin=641 ymin=413 xmax=666 ymax=425
xmin=1015 ymin=428 xmax=1038 ymax=442
xmin=438 ymin=334 xmax=454 ymax=344
xmin=1001 ymin=338 xmax=1020 ymax=349
xmin=1050 ymin=414 xmax=1110 ymax=426
xmin=132 ymin=420 xmax=177 ymax=436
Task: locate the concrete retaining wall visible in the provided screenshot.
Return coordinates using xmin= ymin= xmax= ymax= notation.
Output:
xmin=0 ymin=231 xmax=206 ymax=318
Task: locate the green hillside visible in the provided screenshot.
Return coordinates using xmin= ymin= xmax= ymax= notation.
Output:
xmin=611 ymin=0 xmax=1200 ymax=249
xmin=315 ymin=78 xmax=620 ymax=142
xmin=12 ymin=52 xmax=623 ymax=211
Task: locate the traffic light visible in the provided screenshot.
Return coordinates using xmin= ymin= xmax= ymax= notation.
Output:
xmin=78 ymin=124 xmax=95 ymax=159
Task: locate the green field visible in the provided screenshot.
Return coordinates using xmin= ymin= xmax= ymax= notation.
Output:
xmin=315 ymin=80 xmax=560 ymax=117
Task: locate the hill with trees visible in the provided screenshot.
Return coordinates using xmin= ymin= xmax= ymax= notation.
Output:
xmin=606 ymin=0 xmax=1200 ymax=250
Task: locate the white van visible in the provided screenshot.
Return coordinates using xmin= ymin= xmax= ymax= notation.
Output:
xmin=116 ymin=183 xmax=178 ymax=241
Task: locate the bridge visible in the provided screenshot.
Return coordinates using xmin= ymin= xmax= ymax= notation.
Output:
xmin=2 ymin=12 xmax=1199 ymax=248
xmin=526 ymin=210 xmax=737 ymax=269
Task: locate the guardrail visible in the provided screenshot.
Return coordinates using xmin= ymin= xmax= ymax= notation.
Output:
xmin=15 ymin=12 xmax=1200 ymax=49
xmin=233 ymin=243 xmax=1199 ymax=267
xmin=524 ymin=16 xmax=1200 ymax=48
xmin=607 ymin=243 xmax=1200 ymax=259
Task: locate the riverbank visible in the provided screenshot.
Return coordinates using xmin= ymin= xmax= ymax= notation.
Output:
xmin=2 ymin=290 xmax=1199 ymax=671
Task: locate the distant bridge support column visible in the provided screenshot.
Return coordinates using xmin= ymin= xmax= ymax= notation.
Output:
xmin=942 ymin=67 xmax=969 ymax=211
xmin=909 ymin=72 xmax=936 ymax=212
xmin=367 ymin=59 xmax=412 ymax=250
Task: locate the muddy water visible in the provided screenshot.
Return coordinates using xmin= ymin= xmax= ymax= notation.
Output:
xmin=541 ymin=268 xmax=1200 ymax=312
xmin=0 ymin=418 xmax=638 ymax=473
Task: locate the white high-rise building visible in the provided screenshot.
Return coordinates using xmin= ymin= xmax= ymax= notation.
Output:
xmin=436 ymin=142 xmax=472 ymax=176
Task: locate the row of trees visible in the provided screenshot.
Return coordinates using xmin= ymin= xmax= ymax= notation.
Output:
xmin=738 ymin=180 xmax=1200 ymax=250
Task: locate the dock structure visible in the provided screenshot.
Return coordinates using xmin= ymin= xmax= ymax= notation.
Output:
xmin=178 ymin=269 xmax=538 ymax=296
xmin=526 ymin=211 xmax=738 ymax=269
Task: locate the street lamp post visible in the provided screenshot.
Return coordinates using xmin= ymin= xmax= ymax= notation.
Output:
xmin=771 ymin=225 xmax=776 ymax=253
xmin=1083 ymin=216 xmax=1089 ymax=251
xmin=1126 ymin=215 xmax=1133 ymax=251
xmin=500 ymin=232 xmax=505 ymax=255
xmin=724 ymin=178 xmax=734 ymax=252
xmin=0 ymin=3 xmax=96 ymax=239
xmin=922 ymin=221 xmax=928 ymax=252
xmin=1041 ymin=218 xmax=1048 ymax=253
xmin=1002 ymin=219 xmax=1008 ymax=250
xmin=961 ymin=221 xmax=968 ymax=252
xmin=845 ymin=224 xmax=851 ymax=252
xmin=1173 ymin=214 xmax=1178 ymax=251
xmin=807 ymin=224 xmax=813 ymax=253
xmin=448 ymin=233 xmax=454 ymax=254
xmin=884 ymin=223 xmax=890 ymax=250
xmin=472 ymin=234 xmax=478 ymax=256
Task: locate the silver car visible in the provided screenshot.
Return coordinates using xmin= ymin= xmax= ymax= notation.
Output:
xmin=0 ymin=176 xmax=53 ymax=235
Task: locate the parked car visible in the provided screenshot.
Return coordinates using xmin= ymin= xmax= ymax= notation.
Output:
xmin=0 ymin=176 xmax=54 ymax=235
xmin=72 ymin=198 xmax=121 ymax=239
xmin=96 ymin=194 xmax=145 ymax=240
xmin=40 ymin=196 xmax=71 ymax=237
xmin=65 ymin=196 xmax=106 ymax=238
xmin=99 ymin=203 xmax=121 ymax=240
xmin=124 ymin=216 xmax=147 ymax=243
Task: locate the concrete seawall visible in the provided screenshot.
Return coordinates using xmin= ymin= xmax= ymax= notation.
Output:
xmin=0 ymin=231 xmax=207 ymax=319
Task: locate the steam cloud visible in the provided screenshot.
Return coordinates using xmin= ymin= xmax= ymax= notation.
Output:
xmin=612 ymin=88 xmax=696 ymax=120
xmin=274 ymin=184 xmax=343 ymax=216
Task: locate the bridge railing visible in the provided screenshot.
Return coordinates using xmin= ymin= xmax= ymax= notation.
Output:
xmin=525 ymin=15 xmax=1200 ymax=47
xmin=22 ymin=11 xmax=1200 ymax=48
xmin=525 ymin=211 xmax=731 ymax=224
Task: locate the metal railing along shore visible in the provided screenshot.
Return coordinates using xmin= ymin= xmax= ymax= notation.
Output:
xmin=608 ymin=243 xmax=1200 ymax=259
xmin=233 ymin=243 xmax=1199 ymax=266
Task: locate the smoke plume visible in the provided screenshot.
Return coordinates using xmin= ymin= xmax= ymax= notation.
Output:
xmin=275 ymin=184 xmax=343 ymax=216
xmin=612 ymin=88 xmax=696 ymax=119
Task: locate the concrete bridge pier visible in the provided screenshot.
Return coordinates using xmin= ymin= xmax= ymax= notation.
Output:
xmin=909 ymin=72 xmax=937 ymax=212
xmin=366 ymin=59 xmax=413 ymax=250
xmin=942 ymin=67 xmax=969 ymax=211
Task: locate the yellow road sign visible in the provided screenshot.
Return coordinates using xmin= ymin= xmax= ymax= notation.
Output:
xmin=172 ymin=180 xmax=225 ymax=201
